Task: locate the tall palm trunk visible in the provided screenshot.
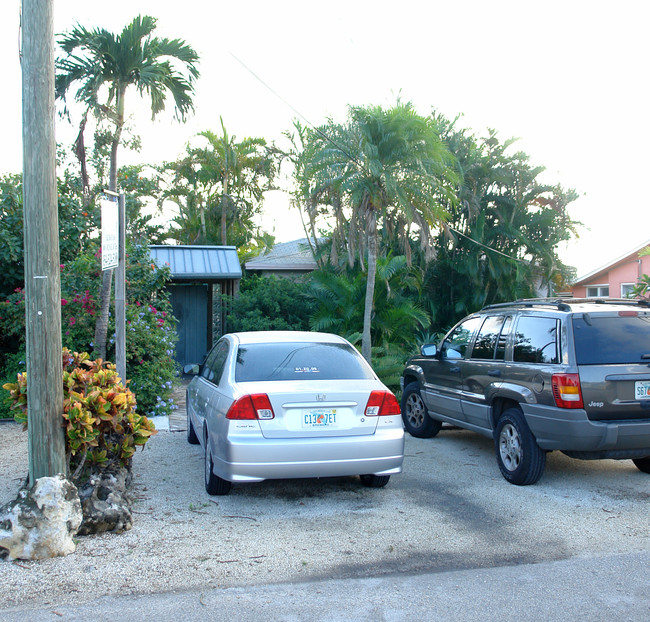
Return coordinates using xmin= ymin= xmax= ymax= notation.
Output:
xmin=220 ymin=170 xmax=229 ymax=245
xmin=362 ymin=208 xmax=377 ymax=363
xmin=94 ymin=89 xmax=124 ymax=360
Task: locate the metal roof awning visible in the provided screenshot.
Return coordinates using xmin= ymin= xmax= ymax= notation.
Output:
xmin=150 ymin=245 xmax=242 ymax=281
xmin=244 ymin=238 xmax=318 ymax=271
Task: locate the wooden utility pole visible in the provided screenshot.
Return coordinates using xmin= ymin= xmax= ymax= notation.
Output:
xmin=21 ymin=0 xmax=67 ymax=484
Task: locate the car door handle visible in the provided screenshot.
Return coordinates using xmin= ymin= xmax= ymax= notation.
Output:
xmin=450 ymin=366 xmax=461 ymax=374
xmin=488 ymin=370 xmax=501 ymax=377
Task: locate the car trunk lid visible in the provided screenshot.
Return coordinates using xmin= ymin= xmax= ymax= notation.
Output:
xmin=237 ymin=380 xmax=381 ymax=439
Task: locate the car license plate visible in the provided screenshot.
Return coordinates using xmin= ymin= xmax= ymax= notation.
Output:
xmin=635 ymin=380 xmax=650 ymax=400
xmin=303 ymin=409 xmax=337 ymax=428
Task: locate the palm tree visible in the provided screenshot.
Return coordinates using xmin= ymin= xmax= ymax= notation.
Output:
xmin=310 ymin=255 xmax=429 ymax=348
xmin=162 ymin=119 xmax=276 ymax=248
xmin=55 ymin=15 xmax=199 ymax=360
xmin=306 ymin=103 xmax=458 ymax=362
xmin=194 ymin=120 xmax=276 ymax=246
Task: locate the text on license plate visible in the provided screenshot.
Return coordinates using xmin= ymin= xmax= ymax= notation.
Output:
xmin=635 ymin=380 xmax=650 ymax=400
xmin=303 ymin=409 xmax=337 ymax=427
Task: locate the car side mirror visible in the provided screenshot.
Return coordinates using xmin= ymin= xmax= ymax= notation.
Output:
xmin=420 ymin=343 xmax=438 ymax=357
xmin=183 ymin=363 xmax=200 ymax=376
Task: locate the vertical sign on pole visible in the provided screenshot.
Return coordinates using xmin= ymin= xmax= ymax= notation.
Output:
xmin=100 ymin=195 xmax=119 ymax=271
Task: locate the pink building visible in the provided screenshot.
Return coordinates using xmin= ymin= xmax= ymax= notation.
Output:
xmin=571 ymin=240 xmax=650 ymax=298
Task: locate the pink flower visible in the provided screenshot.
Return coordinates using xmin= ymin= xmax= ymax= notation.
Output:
xmin=61 ymin=299 xmax=68 ymax=306
xmin=69 ymin=317 xmax=76 ymax=327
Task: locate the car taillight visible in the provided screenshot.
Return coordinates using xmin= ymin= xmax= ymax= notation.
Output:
xmin=226 ymin=394 xmax=275 ymax=420
xmin=365 ymin=390 xmax=401 ymax=416
xmin=552 ymin=374 xmax=584 ymax=409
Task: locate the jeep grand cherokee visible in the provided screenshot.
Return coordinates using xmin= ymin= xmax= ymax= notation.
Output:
xmin=400 ymin=299 xmax=650 ymax=485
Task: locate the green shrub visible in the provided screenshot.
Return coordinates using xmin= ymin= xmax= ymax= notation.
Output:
xmin=3 ymin=349 xmax=156 ymax=480
xmin=116 ymin=301 xmax=178 ymax=417
xmin=0 ymin=351 xmax=26 ymax=420
xmin=228 ymin=275 xmax=316 ymax=332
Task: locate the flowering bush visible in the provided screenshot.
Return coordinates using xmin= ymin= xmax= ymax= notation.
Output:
xmin=111 ymin=301 xmax=178 ymax=417
xmin=0 ymin=243 xmax=179 ymax=420
xmin=3 ymin=349 xmax=157 ymax=479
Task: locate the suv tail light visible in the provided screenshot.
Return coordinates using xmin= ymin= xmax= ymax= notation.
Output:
xmin=552 ymin=374 xmax=584 ymax=409
xmin=226 ymin=394 xmax=275 ymax=420
xmin=365 ymin=390 xmax=401 ymax=416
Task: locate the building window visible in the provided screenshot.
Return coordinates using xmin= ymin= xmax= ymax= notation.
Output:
xmin=586 ymin=285 xmax=609 ymax=297
xmin=621 ymin=283 xmax=636 ymax=298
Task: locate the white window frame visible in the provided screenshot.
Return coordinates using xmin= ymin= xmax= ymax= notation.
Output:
xmin=621 ymin=283 xmax=636 ymax=298
xmin=586 ymin=285 xmax=609 ymax=298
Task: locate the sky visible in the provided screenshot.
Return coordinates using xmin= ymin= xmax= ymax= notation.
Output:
xmin=1 ymin=0 xmax=649 ymax=278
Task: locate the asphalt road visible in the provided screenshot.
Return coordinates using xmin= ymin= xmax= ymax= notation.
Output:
xmin=1 ymin=550 xmax=649 ymax=622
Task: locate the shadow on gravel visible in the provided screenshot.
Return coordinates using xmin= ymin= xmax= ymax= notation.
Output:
xmin=306 ymin=548 xmax=565 ymax=584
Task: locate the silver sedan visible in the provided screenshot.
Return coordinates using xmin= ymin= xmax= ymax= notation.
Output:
xmin=186 ymin=331 xmax=405 ymax=495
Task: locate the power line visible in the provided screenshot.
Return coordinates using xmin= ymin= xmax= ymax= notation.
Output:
xmin=447 ymin=227 xmax=528 ymax=263
xmin=229 ymin=52 xmax=363 ymax=168
xmin=229 ymin=53 xmax=530 ymax=266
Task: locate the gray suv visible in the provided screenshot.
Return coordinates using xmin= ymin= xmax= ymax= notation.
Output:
xmin=400 ymin=299 xmax=650 ymax=485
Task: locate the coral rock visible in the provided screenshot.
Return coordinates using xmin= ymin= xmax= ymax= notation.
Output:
xmin=0 ymin=474 xmax=82 ymax=560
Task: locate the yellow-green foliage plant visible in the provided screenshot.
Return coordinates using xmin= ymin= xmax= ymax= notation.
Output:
xmin=3 ymin=349 xmax=157 ymax=479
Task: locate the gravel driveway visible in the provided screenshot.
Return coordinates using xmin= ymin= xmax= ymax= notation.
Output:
xmin=1 ymin=420 xmax=648 ymax=612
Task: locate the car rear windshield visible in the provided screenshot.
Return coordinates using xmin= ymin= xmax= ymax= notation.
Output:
xmin=572 ymin=314 xmax=650 ymax=364
xmin=235 ymin=342 xmax=376 ymax=382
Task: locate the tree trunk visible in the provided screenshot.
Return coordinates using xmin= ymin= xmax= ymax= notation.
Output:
xmin=94 ymin=91 xmax=124 ymax=360
xmin=362 ymin=209 xmax=377 ymax=364
xmin=220 ymin=170 xmax=229 ymax=245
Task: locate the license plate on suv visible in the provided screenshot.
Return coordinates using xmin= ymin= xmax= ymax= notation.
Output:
xmin=635 ymin=380 xmax=650 ymax=400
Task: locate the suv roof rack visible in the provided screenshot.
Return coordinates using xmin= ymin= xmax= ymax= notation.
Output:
xmin=482 ymin=297 xmax=650 ymax=312
xmin=481 ymin=298 xmax=573 ymax=312
xmin=565 ymin=297 xmax=650 ymax=308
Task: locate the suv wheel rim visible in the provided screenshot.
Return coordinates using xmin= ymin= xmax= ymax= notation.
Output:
xmin=405 ymin=393 xmax=425 ymax=427
xmin=499 ymin=423 xmax=522 ymax=471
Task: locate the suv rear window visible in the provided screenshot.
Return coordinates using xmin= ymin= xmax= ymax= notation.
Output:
xmin=471 ymin=315 xmax=506 ymax=360
xmin=235 ymin=342 xmax=375 ymax=382
xmin=513 ymin=316 xmax=559 ymax=364
xmin=572 ymin=314 xmax=650 ymax=364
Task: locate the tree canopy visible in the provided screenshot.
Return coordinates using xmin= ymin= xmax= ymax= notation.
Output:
xmin=301 ymin=102 xmax=459 ymax=361
xmin=55 ymin=14 xmax=200 ymax=359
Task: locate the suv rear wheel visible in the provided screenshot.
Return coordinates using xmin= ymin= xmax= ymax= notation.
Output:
xmin=494 ymin=407 xmax=546 ymax=485
xmin=401 ymin=382 xmax=443 ymax=438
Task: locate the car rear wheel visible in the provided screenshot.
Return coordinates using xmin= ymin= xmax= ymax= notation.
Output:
xmin=494 ymin=407 xmax=546 ymax=485
xmin=360 ymin=474 xmax=390 ymax=488
xmin=401 ymin=382 xmax=442 ymax=438
xmin=632 ymin=457 xmax=650 ymax=473
xmin=186 ymin=394 xmax=199 ymax=445
xmin=204 ymin=433 xmax=232 ymax=495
